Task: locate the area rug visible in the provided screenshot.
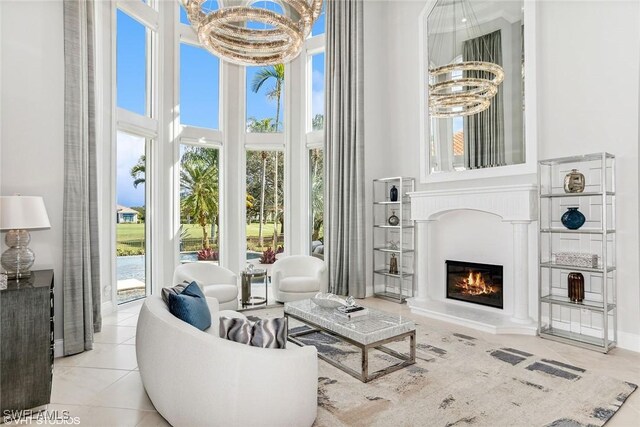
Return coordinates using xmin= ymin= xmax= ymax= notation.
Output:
xmin=246 ymin=307 xmax=636 ymax=427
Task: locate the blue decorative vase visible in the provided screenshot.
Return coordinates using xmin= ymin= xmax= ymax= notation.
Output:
xmin=561 ymin=207 xmax=586 ymax=230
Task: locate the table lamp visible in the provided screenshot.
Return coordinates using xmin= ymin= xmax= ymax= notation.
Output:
xmin=0 ymin=195 xmax=51 ymax=279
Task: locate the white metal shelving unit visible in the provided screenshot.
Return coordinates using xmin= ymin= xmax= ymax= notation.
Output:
xmin=372 ymin=177 xmax=415 ymax=303
xmin=538 ymin=153 xmax=616 ymax=353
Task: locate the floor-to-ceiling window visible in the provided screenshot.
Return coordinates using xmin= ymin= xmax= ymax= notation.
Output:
xmin=104 ymin=1 xmax=326 ymax=303
xmin=306 ymin=7 xmax=326 ymax=255
xmin=177 ymin=19 xmax=222 ymax=264
xmin=179 ymin=145 xmax=221 ymax=262
xmin=245 ymin=150 xmax=285 ymax=261
xmin=114 ymin=3 xmax=156 ymax=304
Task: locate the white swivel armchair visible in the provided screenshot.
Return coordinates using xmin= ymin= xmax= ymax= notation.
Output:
xmin=271 ymin=255 xmax=328 ymax=303
xmin=173 ymin=263 xmax=239 ymax=310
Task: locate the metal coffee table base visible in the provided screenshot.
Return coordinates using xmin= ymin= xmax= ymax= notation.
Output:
xmin=286 ymin=314 xmax=416 ymax=383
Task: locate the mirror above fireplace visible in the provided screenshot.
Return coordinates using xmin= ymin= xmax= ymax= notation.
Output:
xmin=418 ymin=0 xmax=538 ymax=183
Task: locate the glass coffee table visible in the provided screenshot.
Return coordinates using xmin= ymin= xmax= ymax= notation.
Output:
xmin=284 ymin=299 xmax=416 ymax=383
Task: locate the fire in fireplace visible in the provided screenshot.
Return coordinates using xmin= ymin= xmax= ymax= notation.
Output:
xmin=446 ymin=260 xmax=503 ymax=309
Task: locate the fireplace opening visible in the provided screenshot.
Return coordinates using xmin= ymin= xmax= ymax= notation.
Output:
xmin=446 ymin=260 xmax=503 ymax=309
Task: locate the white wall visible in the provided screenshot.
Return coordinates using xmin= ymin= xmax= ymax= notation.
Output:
xmin=363 ymin=0 xmax=392 ymax=295
xmin=537 ymin=0 xmax=640 ymax=349
xmin=368 ymin=0 xmax=640 ymax=350
xmin=0 ymin=0 xmax=65 ymax=344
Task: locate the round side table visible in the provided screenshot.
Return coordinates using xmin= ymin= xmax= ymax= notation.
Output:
xmin=241 ymin=269 xmax=268 ymax=308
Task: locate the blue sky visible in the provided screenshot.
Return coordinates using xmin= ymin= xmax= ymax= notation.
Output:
xmin=116 ymin=4 xmax=325 ymax=207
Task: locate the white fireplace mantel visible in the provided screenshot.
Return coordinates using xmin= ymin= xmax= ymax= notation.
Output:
xmin=408 ymin=184 xmax=538 ymax=335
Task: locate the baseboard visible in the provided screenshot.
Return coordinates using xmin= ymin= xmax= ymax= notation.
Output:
xmin=618 ymin=331 xmax=640 ymax=353
xmin=54 ymin=339 xmax=64 ymax=358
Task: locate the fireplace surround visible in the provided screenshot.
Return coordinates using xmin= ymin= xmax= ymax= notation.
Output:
xmin=407 ymin=184 xmax=537 ymax=335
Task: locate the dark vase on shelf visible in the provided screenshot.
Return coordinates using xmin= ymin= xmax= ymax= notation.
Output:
xmin=568 ymin=272 xmax=585 ymax=302
xmin=390 ymin=185 xmax=398 ymax=202
xmin=561 ymin=207 xmax=586 ymax=230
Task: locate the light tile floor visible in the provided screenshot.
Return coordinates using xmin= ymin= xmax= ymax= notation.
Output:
xmin=48 ymin=297 xmax=640 ymax=426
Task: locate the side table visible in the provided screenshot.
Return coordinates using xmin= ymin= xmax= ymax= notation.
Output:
xmin=241 ymin=269 xmax=268 ymax=308
xmin=0 ymin=269 xmax=54 ymax=413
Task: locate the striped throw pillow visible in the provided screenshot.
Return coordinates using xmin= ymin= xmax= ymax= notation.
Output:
xmin=219 ymin=317 xmax=287 ymax=349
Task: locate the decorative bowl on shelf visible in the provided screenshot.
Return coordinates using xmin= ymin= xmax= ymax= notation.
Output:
xmin=311 ymin=293 xmax=347 ymax=309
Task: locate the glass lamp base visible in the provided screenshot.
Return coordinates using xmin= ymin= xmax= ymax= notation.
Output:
xmin=1 ymin=230 xmax=35 ymax=279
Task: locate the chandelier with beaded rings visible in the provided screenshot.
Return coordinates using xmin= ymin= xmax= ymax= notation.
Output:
xmin=182 ymin=0 xmax=323 ymax=66
xmin=427 ymin=0 xmax=505 ymax=118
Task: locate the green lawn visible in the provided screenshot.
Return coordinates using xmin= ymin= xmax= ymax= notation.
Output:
xmin=116 ymin=222 xmax=282 ymax=255
xmin=117 ymin=222 xmax=281 ymax=240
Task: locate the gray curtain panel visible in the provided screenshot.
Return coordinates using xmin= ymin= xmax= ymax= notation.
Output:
xmin=324 ymin=0 xmax=366 ymax=298
xmin=463 ymin=29 xmax=505 ymax=169
xmin=63 ymin=0 xmax=102 ymax=356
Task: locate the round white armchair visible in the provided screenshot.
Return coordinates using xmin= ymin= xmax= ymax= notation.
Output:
xmin=173 ymin=262 xmax=239 ymax=310
xmin=271 ymin=255 xmax=328 ymax=303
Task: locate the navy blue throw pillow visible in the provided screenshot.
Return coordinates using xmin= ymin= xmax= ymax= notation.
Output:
xmin=167 ymin=281 xmax=212 ymax=331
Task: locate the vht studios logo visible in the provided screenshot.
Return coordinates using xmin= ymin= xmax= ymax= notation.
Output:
xmin=2 ymin=409 xmax=81 ymax=425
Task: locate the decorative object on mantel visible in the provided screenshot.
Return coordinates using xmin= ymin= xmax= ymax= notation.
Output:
xmin=427 ymin=0 xmax=505 ymax=118
xmin=389 ymin=185 xmax=398 ymax=202
xmin=181 ymin=0 xmax=323 ymax=66
xmin=568 ymin=272 xmax=585 ymax=303
xmin=0 ymin=195 xmax=51 ymax=279
xmin=560 ymin=207 xmax=586 ymax=230
xmin=554 ymin=252 xmax=598 ymax=268
xmin=564 ymin=168 xmax=586 ymax=193
xmin=387 ymin=210 xmax=400 ymax=226
xmin=389 ymin=254 xmax=399 ymax=275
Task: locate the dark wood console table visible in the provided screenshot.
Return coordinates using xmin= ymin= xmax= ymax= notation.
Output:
xmin=0 ymin=269 xmax=54 ymax=412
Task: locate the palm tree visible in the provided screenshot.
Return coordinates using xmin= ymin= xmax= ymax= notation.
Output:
xmin=310 ymin=149 xmax=324 ymax=241
xmin=130 ymin=155 xmax=146 ymax=188
xmin=247 ymin=117 xmax=276 ymax=133
xmin=251 ymin=65 xmax=285 ymax=249
xmin=250 ymin=64 xmax=285 ymax=132
xmin=258 ymin=151 xmax=267 ymax=247
xmin=180 ymin=162 xmax=218 ymax=250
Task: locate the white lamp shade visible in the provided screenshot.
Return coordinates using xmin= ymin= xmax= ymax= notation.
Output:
xmin=0 ymin=196 xmax=51 ymax=230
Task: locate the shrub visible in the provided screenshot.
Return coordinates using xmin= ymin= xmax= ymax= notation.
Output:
xmin=197 ymin=248 xmax=219 ymax=261
xmin=259 ymin=248 xmax=277 ymax=264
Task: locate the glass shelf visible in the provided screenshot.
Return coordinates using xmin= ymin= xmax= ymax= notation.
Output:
xmin=539 ymin=262 xmax=616 ymax=273
xmin=539 ymin=327 xmax=615 ymax=352
xmin=540 ymin=294 xmax=615 ymax=312
xmin=374 ymin=269 xmax=413 ymax=279
xmin=540 ymin=191 xmax=615 ymax=198
xmin=374 ymin=247 xmax=414 ymax=254
xmin=538 ymin=152 xmax=614 ymax=166
xmin=540 ymin=228 xmax=615 ymax=234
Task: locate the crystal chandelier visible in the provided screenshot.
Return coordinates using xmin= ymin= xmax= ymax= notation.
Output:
xmin=182 ymin=0 xmax=324 ymax=66
xmin=427 ymin=0 xmax=504 ymax=118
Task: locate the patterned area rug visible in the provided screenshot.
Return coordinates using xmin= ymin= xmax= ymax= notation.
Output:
xmin=247 ymin=308 xmax=636 ymax=427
